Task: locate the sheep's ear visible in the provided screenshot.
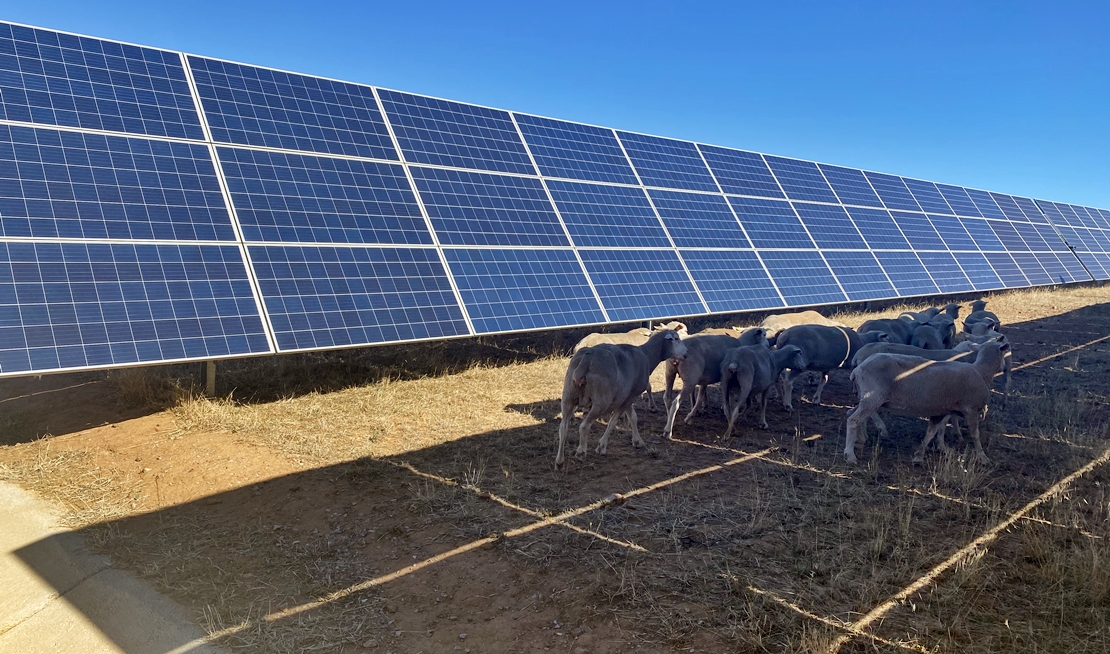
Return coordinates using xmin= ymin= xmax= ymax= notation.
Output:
xmin=999 ymin=342 xmax=1011 ymax=352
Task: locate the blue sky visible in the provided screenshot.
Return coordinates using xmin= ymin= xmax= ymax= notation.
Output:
xmin=7 ymin=1 xmax=1108 ymax=207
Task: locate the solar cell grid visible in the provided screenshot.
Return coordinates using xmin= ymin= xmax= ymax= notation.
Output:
xmin=935 ymin=184 xmax=981 ymax=217
xmin=864 ymin=171 xmax=921 ymax=211
xmin=791 ymin=202 xmax=866 ymax=249
xmin=512 ymin=114 xmax=638 ymax=185
xmin=1075 ymin=251 xmax=1109 ymax=280
xmin=547 ymin=180 xmax=669 ymax=248
xmin=1011 ymin=252 xmax=1053 ymax=285
xmin=1057 ymin=251 xmax=1092 ymax=282
xmin=957 ymin=251 xmax=1005 ymax=291
xmin=1036 ymin=252 xmax=1073 ymax=283
xmin=889 ymin=211 xmax=946 ymax=250
xmin=648 ymin=189 xmax=750 ymax=249
xmin=218 ymin=146 xmax=431 ymax=245
xmin=444 ymin=248 xmax=605 ymax=333
xmin=986 ymin=219 xmax=1030 ymax=251
xmin=577 ymin=248 xmax=705 ymax=322
xmin=763 ymin=155 xmax=838 ymax=204
xmin=915 ymin=251 xmax=973 ymax=292
xmin=728 ymin=197 xmax=814 ymax=249
xmin=1013 ymin=196 xmax=1049 ymax=223
xmin=248 ymin=244 xmax=469 ymax=351
xmin=989 ymin=193 xmax=1029 ymax=222
xmin=0 ymin=22 xmax=203 ymax=140
xmin=187 ymin=57 xmax=397 ymax=161
xmin=758 ymin=250 xmax=845 ymax=306
xmin=873 ymin=251 xmax=939 ymax=296
xmin=983 ymin=252 xmax=1029 ymax=288
xmin=818 ymin=164 xmax=883 ymax=207
xmin=615 ymin=131 xmax=718 ymax=192
xmin=965 ymin=188 xmax=1006 ymax=219
xmin=679 ymin=249 xmax=783 ymax=312
xmin=697 ymin=144 xmax=783 ymax=198
xmin=0 ymin=241 xmax=270 ymax=374
xmin=959 ymin=217 xmax=1006 ymax=251
xmin=1013 ymin=222 xmax=1050 ymax=250
xmin=377 ymin=89 xmax=533 ymax=175
xmin=1035 ymin=224 xmax=1070 ymax=252
xmin=844 ymin=207 xmax=910 ymax=250
xmin=903 ymin=178 xmax=953 ymax=214
xmin=0 ymin=124 xmax=234 ymax=241
xmin=409 ymin=167 xmax=568 ymax=247
xmin=925 ymin=214 xmax=978 ymax=251
xmin=822 ymin=250 xmax=896 ymax=301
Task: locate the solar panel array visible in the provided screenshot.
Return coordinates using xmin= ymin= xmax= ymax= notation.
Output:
xmin=1 ymin=20 xmax=1107 ymax=377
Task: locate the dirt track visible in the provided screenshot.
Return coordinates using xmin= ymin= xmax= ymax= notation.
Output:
xmin=3 ymin=287 xmax=1110 ymax=653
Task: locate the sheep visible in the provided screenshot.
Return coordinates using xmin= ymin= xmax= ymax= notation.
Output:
xmin=898 ymin=306 xmax=940 ymax=321
xmin=852 ymin=338 xmax=1012 ymax=403
xmin=844 ymin=341 xmax=1010 ymax=465
xmin=859 ymin=318 xmax=919 ymax=345
xmin=661 ymin=329 xmax=770 ymax=439
xmin=774 ymin=325 xmax=890 ymax=410
xmin=719 ymin=344 xmax=806 ymax=439
xmin=573 ymin=321 xmax=689 ymax=411
xmin=910 ymin=324 xmax=945 ymax=350
xmin=925 ymin=314 xmax=958 ymax=348
xmin=557 ymin=329 xmax=687 ymax=467
xmin=697 ymin=326 xmax=768 ymax=342
xmin=760 ymin=310 xmax=847 ymax=339
xmin=963 ymin=300 xmax=1001 ymax=333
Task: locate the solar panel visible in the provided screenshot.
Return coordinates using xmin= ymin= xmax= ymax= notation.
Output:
xmin=821 ymin=250 xmax=896 ymax=301
xmin=792 ymin=202 xmax=867 ymax=249
xmin=873 ymin=251 xmax=940 ymax=296
xmin=903 ymin=178 xmax=954 ymax=214
xmin=377 ymin=89 xmax=533 ymax=174
xmin=763 ymin=156 xmax=839 ymax=203
xmin=249 ymin=245 xmax=468 ymax=351
xmin=729 ymin=197 xmax=815 ymax=249
xmin=546 ymin=180 xmax=669 ymax=248
xmin=915 ymin=252 xmax=974 ymax=292
xmin=0 ymin=24 xmax=203 ymax=139
xmin=865 ymin=172 xmax=922 ymax=211
xmin=983 ymin=252 xmax=1029 ymax=288
xmin=818 ymin=164 xmax=883 ymax=207
xmin=758 ymin=251 xmax=846 ymax=306
xmin=218 ymin=146 xmax=430 ymax=245
xmin=2 ymin=18 xmax=1108 ymax=378
xmin=188 ymin=57 xmax=397 ymax=161
xmin=513 ymin=114 xmax=638 ymax=185
xmin=889 ymin=211 xmax=946 ymax=250
xmin=844 ymin=207 xmax=911 ymax=250
xmin=443 ymin=248 xmax=605 ymax=333
xmin=679 ymin=250 xmax=783 ymax=312
xmin=0 ymin=241 xmax=269 ymax=373
xmin=576 ymin=249 xmax=705 ymax=321
xmin=1 ymin=124 xmax=234 ymax=241
xmin=615 ymin=131 xmax=718 ymax=192
xmin=935 ymin=184 xmax=981 ymax=217
xmin=926 ymin=214 xmax=978 ymax=251
xmin=648 ymin=190 xmax=751 ymax=248
xmin=697 ymin=145 xmax=784 ymax=198
xmin=409 ymin=167 xmax=568 ymax=247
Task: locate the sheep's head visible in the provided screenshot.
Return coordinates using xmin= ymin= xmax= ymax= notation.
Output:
xmin=782 ymin=345 xmax=806 ymax=370
xmin=660 ymin=330 xmax=688 ymax=362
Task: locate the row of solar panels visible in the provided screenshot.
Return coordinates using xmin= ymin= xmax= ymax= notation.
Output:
xmin=0 ymin=20 xmax=1107 ymax=377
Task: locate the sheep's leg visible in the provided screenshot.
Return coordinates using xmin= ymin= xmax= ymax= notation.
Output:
xmin=575 ymin=404 xmax=605 ymax=459
xmin=811 ymin=372 xmax=830 ymax=405
xmin=684 ymin=383 xmax=706 ymax=425
xmin=643 ymin=380 xmax=656 ymax=412
xmin=869 ymin=413 xmax=889 ymax=440
xmin=596 ymin=410 xmax=622 ymax=455
xmin=845 ymin=403 xmax=876 ymax=464
xmin=965 ymin=411 xmax=991 ymax=465
xmin=758 ymin=389 xmax=771 ymax=429
xmin=555 ymin=398 xmax=574 ymax=468
xmin=782 ymin=369 xmax=805 ymax=411
xmin=628 ymin=405 xmax=644 ymax=449
xmin=663 ymin=384 xmax=693 ymax=440
xmin=913 ymin=417 xmax=948 ymax=463
xmin=697 ymin=384 xmax=709 ymax=414
xmin=663 ymin=364 xmax=678 ymax=411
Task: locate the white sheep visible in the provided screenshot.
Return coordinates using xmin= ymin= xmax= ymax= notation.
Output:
xmin=718 ymin=344 xmax=806 ymax=439
xmin=557 ymin=329 xmax=687 ymax=467
xmin=844 ymin=341 xmax=1011 ymax=465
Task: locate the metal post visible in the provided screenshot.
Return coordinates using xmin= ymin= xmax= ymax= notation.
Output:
xmin=205 ymin=360 xmax=216 ymax=397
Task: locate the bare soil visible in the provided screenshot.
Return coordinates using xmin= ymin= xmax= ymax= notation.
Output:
xmin=3 ymin=286 xmax=1110 ymax=653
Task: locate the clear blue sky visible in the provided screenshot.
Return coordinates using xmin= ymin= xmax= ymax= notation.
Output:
xmin=7 ymin=1 xmax=1108 ymax=207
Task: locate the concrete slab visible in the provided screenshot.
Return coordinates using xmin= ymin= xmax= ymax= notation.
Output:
xmin=0 ymin=482 xmax=225 ymax=654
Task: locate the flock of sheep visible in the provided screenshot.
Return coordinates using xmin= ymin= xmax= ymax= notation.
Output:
xmin=557 ymin=301 xmax=1011 ymax=469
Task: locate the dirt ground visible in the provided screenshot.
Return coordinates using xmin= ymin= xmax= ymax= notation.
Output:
xmin=3 ymin=286 xmax=1110 ymax=653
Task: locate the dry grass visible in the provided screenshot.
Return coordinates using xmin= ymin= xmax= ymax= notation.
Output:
xmin=4 ymin=283 xmax=1110 ymax=653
